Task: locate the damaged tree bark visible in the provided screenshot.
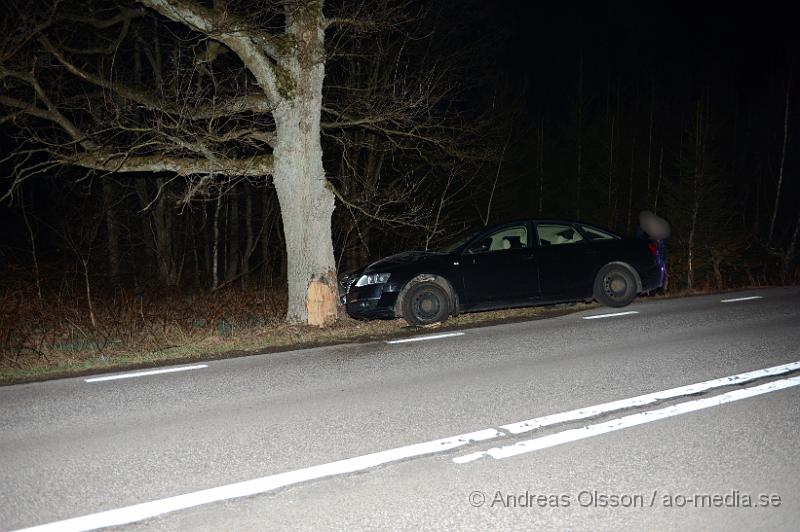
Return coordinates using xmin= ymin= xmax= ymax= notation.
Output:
xmin=1 ymin=0 xmax=340 ymax=325
xmin=141 ymin=0 xmax=338 ymax=324
xmin=271 ymin=2 xmax=337 ymax=324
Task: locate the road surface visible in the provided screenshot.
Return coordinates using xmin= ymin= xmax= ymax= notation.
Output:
xmin=1 ymin=286 xmax=799 ymax=531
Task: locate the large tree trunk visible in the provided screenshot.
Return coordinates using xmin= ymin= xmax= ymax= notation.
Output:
xmin=273 ymin=109 xmax=337 ymax=324
xmin=271 ymin=5 xmax=337 ymax=325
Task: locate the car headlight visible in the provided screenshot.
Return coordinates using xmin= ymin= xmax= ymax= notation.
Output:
xmin=355 ymin=273 xmax=391 ymax=287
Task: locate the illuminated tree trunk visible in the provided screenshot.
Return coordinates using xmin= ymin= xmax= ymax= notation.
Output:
xmin=273 ymin=109 xmax=337 ymax=324
xmin=272 ymin=3 xmax=338 ymax=325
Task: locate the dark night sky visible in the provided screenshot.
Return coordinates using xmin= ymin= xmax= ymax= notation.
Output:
xmin=493 ymin=2 xmax=798 ymax=117
xmin=1 ymin=1 xmax=799 ymax=258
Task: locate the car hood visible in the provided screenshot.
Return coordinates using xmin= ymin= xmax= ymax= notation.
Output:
xmin=364 ymin=251 xmax=443 ymax=272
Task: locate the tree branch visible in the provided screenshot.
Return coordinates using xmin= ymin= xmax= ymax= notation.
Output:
xmin=0 ymin=70 xmax=95 ymax=150
xmin=138 ymin=0 xmax=287 ymax=106
xmin=57 ymin=7 xmax=146 ymax=29
xmin=67 ymin=152 xmax=273 ymax=177
xmin=38 ymin=36 xmax=275 ymax=120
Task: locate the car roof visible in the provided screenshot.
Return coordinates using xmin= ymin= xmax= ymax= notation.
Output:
xmin=490 ymin=218 xmax=612 ymax=228
xmin=486 ymin=219 xmax=624 ymax=237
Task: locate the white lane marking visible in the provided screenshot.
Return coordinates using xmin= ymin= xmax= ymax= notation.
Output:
xmin=84 ymin=365 xmax=208 ymax=383
xmin=454 ymin=375 xmax=800 ymax=464
xmin=16 ymin=428 xmax=502 ymax=532
xmin=721 ymin=296 xmax=764 ymax=303
xmin=31 ymin=360 xmax=800 ymax=531
xmin=501 ymin=360 xmax=800 ymax=435
xmin=386 ymin=332 xmax=464 ymax=344
xmin=581 ymin=311 xmax=639 ymax=320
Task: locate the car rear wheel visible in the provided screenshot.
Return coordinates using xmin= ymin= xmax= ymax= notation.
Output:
xmin=402 ymin=282 xmax=451 ymax=326
xmin=594 ymin=264 xmax=637 ymax=308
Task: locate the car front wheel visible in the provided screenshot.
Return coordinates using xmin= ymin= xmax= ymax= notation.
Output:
xmin=594 ymin=264 xmax=637 ymax=308
xmin=402 ymin=282 xmax=451 ymax=326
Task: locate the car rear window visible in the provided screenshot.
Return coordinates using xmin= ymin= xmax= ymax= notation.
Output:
xmin=579 ymin=225 xmax=619 ymax=241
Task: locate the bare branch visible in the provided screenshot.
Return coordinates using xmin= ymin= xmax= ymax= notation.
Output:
xmin=67 ymin=152 xmax=273 ymax=177
xmin=138 ymin=0 xmax=287 ymax=105
xmin=0 ymin=70 xmax=95 ymax=150
xmin=38 ymin=36 xmax=274 ymax=119
xmin=60 ymin=16 xmax=133 ymax=55
xmin=58 ymin=7 xmax=146 ymax=29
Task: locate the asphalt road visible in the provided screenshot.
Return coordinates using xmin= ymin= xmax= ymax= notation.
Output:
xmin=1 ymin=286 xmax=799 ymax=531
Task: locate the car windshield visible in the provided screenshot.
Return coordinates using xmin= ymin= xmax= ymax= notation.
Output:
xmin=434 ymin=229 xmax=481 ymax=253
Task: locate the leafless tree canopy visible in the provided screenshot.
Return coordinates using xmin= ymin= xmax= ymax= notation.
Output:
xmin=0 ymin=0 xmax=507 ymax=323
xmin=1 ymin=1 xmax=797 ymax=329
xmin=1 ymin=1 xmax=280 ymax=195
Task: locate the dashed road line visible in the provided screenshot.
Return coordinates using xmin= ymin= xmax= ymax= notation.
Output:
xmin=84 ymin=365 xmax=208 ymax=383
xmin=386 ymin=332 xmax=465 ymax=344
xmin=582 ymin=311 xmax=639 ymax=320
xmin=720 ymin=296 xmax=764 ymax=303
xmin=29 ymin=357 xmax=799 ymax=531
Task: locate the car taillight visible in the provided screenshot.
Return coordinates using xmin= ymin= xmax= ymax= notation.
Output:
xmin=647 ymin=242 xmax=658 ymax=257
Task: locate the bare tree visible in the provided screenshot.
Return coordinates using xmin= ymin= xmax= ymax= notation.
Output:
xmin=783 ymin=211 xmax=800 ymax=284
xmin=18 ymin=188 xmax=43 ymax=299
xmin=2 ymin=0 xmax=505 ymax=325
xmin=686 ymin=100 xmax=705 ymax=291
xmin=101 ymin=179 xmax=122 ymax=283
xmin=768 ymin=80 xmax=791 ymax=243
xmin=0 ymin=0 xmax=354 ymax=324
xmin=322 ymin=0 xmax=501 ymax=260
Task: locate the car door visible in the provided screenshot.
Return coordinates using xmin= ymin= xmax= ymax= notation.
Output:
xmin=534 ymin=222 xmax=597 ymax=299
xmin=459 ymin=223 xmax=540 ymax=309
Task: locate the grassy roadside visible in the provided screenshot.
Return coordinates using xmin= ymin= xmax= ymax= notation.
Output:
xmin=2 ymin=284 xmax=779 ymax=386
xmin=0 ymin=302 xmax=598 ymax=386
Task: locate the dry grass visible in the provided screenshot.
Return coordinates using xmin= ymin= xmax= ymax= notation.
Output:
xmin=4 ymin=260 xmax=791 ymax=385
xmin=0 ymin=285 xmax=283 ymax=380
xmin=0 ymin=281 xmax=597 ymax=384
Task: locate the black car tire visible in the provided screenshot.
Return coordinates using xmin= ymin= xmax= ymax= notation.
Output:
xmin=402 ymin=282 xmax=451 ymax=326
xmin=594 ymin=264 xmax=637 ymax=308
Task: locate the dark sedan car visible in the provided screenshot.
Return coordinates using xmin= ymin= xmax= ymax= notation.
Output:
xmin=341 ymin=219 xmax=666 ymax=326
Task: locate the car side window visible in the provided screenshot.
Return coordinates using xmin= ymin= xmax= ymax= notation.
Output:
xmin=579 ymin=225 xmax=618 ymax=241
xmin=536 ymin=224 xmax=584 ymax=246
xmin=466 ymin=225 xmax=528 ymax=254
